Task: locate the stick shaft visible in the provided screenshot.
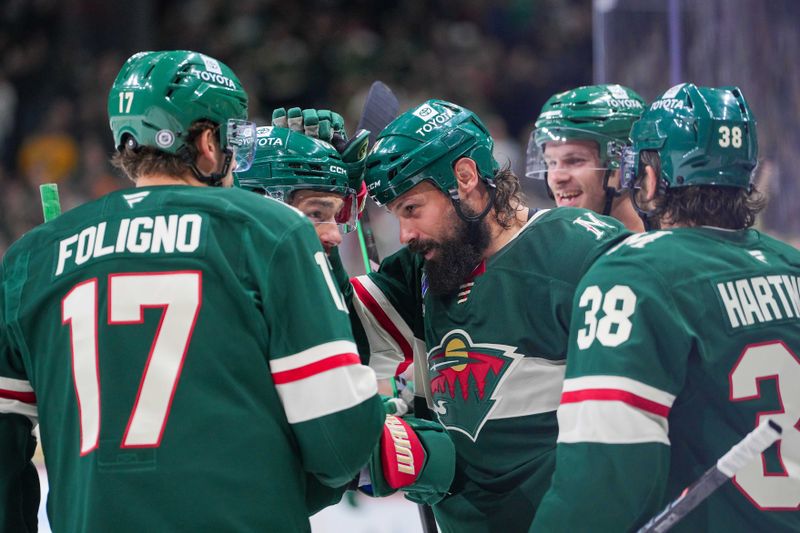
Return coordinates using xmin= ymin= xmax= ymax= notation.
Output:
xmin=637 ymin=420 xmax=782 ymax=533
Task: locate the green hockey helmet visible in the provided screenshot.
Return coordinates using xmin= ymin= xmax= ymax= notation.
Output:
xmin=620 ymin=83 xmax=758 ymax=192
xmin=526 ymin=84 xmax=645 ymax=179
xmin=364 ymin=99 xmax=499 ymax=206
xmin=235 ymin=126 xmax=359 ymax=233
xmin=108 ymin=50 xmax=256 ymax=175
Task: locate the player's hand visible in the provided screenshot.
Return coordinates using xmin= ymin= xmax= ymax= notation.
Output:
xmin=272 ymin=106 xmax=370 ymax=189
xmin=358 ymin=413 xmax=455 ymax=505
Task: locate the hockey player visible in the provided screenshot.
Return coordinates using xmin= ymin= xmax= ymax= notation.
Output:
xmin=235 ymin=123 xmax=363 ymax=255
xmin=531 ymin=84 xmax=800 ymax=532
xmin=527 ymin=84 xmax=646 ymax=231
xmin=0 ymin=50 xmax=384 ymax=532
xmin=352 ymin=100 xmax=630 ymax=532
xmin=235 ymin=122 xmax=457 ymax=512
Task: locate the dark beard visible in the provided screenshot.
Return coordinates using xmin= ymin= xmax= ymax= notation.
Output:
xmin=409 ymin=205 xmax=491 ymax=296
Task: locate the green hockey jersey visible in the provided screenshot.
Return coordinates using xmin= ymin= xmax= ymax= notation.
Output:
xmin=532 ymin=227 xmax=800 ymax=532
xmin=0 ymin=185 xmax=384 ymax=532
xmin=349 ymin=208 xmax=629 ymax=532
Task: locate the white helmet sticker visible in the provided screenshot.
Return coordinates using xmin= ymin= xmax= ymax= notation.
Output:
xmin=156 ymin=129 xmax=175 ymax=148
xmin=201 ymin=55 xmax=223 ymax=74
xmin=412 ymin=103 xmax=439 ymax=121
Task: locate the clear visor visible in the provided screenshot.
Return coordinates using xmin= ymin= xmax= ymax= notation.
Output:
xmin=618 ymin=147 xmax=638 ymax=192
xmin=525 ymin=131 xmax=548 ymax=179
xmin=526 ymin=132 xmax=609 ymax=181
xmin=226 ymin=119 xmax=257 ymax=172
xmin=259 ymin=185 xmax=359 ymax=234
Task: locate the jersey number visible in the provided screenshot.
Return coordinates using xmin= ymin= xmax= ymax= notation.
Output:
xmin=62 ymin=272 xmax=201 ymax=455
xmin=729 ymin=341 xmax=800 ymax=509
xmin=313 ymin=251 xmax=348 ymax=313
xmin=576 ymin=285 xmax=636 ymax=349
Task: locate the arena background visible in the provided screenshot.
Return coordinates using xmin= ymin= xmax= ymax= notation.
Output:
xmin=2 ymin=0 xmax=797 ymax=530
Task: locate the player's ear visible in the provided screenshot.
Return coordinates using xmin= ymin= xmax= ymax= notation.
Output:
xmin=641 ymin=165 xmax=659 ymax=203
xmin=193 ymin=127 xmax=222 ymax=174
xmin=453 ymin=157 xmax=479 ymax=193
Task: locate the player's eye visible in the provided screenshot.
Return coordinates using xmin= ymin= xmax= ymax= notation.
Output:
xmin=305 ymin=210 xmax=325 ymax=222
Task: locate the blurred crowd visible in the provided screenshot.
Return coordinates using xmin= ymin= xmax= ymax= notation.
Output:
xmin=1 ymin=0 xmax=797 ymax=263
xmin=0 ymin=0 xmax=594 ymax=261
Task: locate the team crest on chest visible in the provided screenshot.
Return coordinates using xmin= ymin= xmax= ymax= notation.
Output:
xmin=428 ymin=329 xmax=522 ymax=441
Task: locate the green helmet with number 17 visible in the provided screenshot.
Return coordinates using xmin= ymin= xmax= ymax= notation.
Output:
xmin=620 ymin=83 xmax=758 ymax=191
xmin=364 ymin=100 xmax=499 ymax=206
xmin=108 ymin=50 xmax=255 ymax=173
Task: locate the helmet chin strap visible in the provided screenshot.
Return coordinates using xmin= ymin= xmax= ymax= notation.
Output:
xmin=180 ymin=146 xmax=234 ymax=188
xmin=601 ymin=168 xmax=618 ymax=216
xmin=629 ymin=177 xmax=663 ymax=231
xmin=450 ymin=185 xmax=496 ymax=223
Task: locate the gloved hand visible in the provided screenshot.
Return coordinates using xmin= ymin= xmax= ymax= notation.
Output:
xmin=358 ymin=411 xmax=455 ymax=506
xmin=272 ymin=106 xmax=370 ymax=199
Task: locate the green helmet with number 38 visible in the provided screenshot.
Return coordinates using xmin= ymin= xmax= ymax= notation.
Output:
xmin=621 ymin=83 xmax=758 ymax=191
xmin=364 ymin=99 xmax=499 ymax=206
xmin=527 ymin=84 xmax=645 ymax=179
xmin=108 ymin=50 xmax=255 ymax=172
xmin=235 ymin=126 xmax=359 ymax=232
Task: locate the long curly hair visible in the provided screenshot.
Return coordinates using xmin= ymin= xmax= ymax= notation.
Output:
xmin=491 ymin=165 xmax=526 ymax=228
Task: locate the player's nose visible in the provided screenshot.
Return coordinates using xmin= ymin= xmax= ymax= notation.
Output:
xmin=317 ymin=223 xmax=342 ymax=250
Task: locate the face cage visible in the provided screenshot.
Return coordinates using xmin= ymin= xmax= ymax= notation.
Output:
xmin=259 ymin=185 xmax=359 ymax=234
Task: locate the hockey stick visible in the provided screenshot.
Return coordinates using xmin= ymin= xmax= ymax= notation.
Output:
xmin=354 ymin=81 xmax=399 ymax=273
xmin=39 ymin=183 xmax=62 ymax=222
xmin=637 ymin=419 xmax=783 ymax=533
xmin=353 ymin=82 xmax=439 ymax=533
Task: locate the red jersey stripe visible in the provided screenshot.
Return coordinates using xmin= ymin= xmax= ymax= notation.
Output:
xmin=0 ymin=389 xmax=37 ymax=404
xmin=272 ymin=353 xmax=360 ymax=385
xmin=561 ymin=388 xmax=670 ymax=418
xmin=351 ymin=277 xmax=413 ymax=376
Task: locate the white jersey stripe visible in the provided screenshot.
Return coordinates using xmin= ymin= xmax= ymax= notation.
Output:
xmin=0 ymin=376 xmax=33 ymax=392
xmin=351 ymin=275 xmax=421 ymax=379
xmin=269 ymin=340 xmax=358 ymax=374
xmin=0 ymin=398 xmax=39 ymax=425
xmin=562 ymin=375 xmax=676 ymax=407
xmin=557 ymin=400 xmax=670 ymax=445
xmin=276 ymin=364 xmax=378 ymax=424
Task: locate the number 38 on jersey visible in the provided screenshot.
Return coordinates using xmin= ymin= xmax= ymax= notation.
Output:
xmin=576 ymin=285 xmax=637 ymax=349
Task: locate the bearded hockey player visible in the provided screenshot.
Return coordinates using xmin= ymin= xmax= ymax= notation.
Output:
xmin=527 ymin=84 xmax=646 ymax=231
xmin=349 ymin=99 xmax=630 ymax=532
xmin=532 ymin=84 xmax=800 ymax=532
xmin=0 ymin=51 xmax=384 ymax=532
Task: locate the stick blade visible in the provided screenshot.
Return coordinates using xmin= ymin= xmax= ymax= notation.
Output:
xmin=357 ymin=81 xmax=400 ymax=148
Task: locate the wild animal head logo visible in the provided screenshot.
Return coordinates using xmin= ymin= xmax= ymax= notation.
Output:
xmin=428 ymin=330 xmax=521 ymax=441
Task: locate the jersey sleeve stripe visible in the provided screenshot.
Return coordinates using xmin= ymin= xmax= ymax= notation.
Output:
xmin=351 ymin=276 xmax=413 ymax=376
xmin=0 ymin=376 xmax=34 ymax=393
xmin=561 ymin=389 xmax=670 ymax=418
xmin=272 ymin=353 xmax=360 ymax=384
xmin=561 ymin=375 xmax=676 ymax=407
xmin=276 ymin=364 xmax=378 ymax=424
xmin=556 ymin=400 xmax=670 ymax=445
xmin=0 ymin=398 xmax=39 ymax=421
xmin=269 ymin=340 xmax=358 ymax=373
xmin=0 ymin=388 xmax=36 ymax=404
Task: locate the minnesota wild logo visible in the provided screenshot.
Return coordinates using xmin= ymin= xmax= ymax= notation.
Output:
xmin=428 ymin=329 xmax=521 ymax=441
